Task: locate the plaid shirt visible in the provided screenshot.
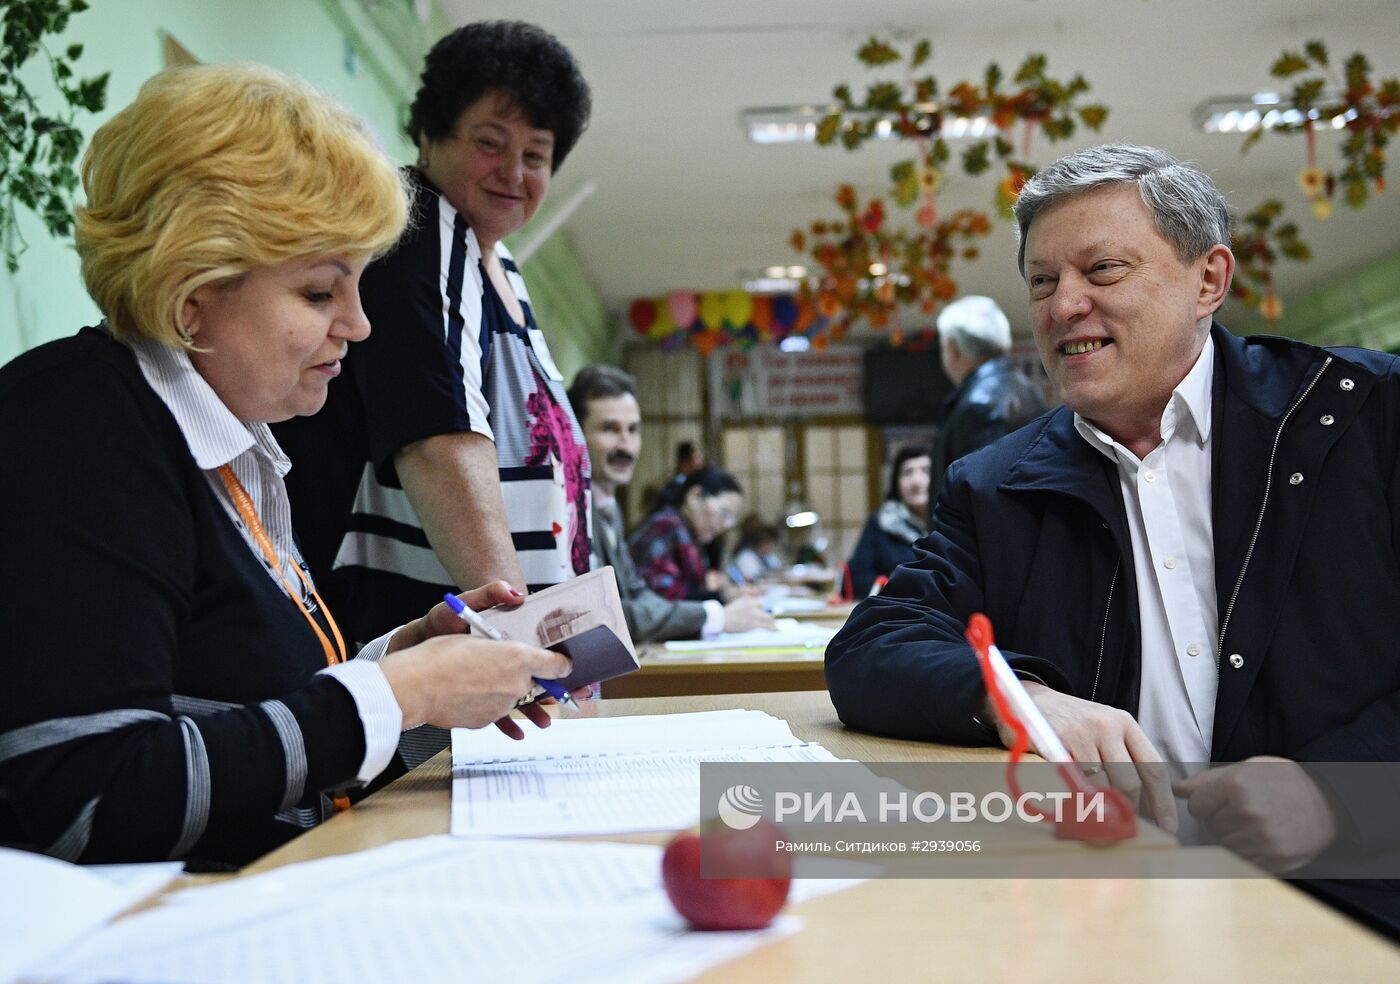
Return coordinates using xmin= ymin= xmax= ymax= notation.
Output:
xmin=628 ymin=506 xmax=707 ymax=601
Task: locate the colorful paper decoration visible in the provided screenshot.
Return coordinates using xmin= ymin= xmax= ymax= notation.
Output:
xmin=628 ymin=298 xmax=657 ymax=334
xmin=666 ymin=290 xmax=698 ymax=328
xmin=723 ymin=289 xmax=754 ymax=328
xmin=623 ymin=290 xmax=837 ymax=353
xmin=698 ymin=291 xmax=726 ymax=330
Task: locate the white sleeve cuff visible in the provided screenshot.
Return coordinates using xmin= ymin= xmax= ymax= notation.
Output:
xmin=320 ymin=659 xmax=403 ymax=785
xmin=355 ymin=626 xmax=399 ymax=663
xmin=701 ymin=599 xmax=726 ymax=640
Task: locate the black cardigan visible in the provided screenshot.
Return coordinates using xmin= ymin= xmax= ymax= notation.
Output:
xmin=0 ymin=328 xmax=380 ymax=866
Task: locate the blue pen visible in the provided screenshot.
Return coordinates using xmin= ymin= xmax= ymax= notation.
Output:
xmin=441 ymin=593 xmax=577 ymax=709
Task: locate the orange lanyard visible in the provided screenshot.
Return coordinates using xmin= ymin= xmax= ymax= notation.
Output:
xmin=217 ymin=464 xmax=347 ymax=667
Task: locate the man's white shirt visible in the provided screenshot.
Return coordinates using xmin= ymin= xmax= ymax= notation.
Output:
xmin=1074 ymin=339 xmax=1219 ymax=764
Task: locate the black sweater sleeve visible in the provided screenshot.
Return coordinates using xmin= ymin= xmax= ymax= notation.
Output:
xmin=0 ymin=348 xmax=368 ymax=864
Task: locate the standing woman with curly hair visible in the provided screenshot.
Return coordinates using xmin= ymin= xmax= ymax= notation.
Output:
xmin=0 ymin=65 xmax=574 ymax=866
xmin=277 ymin=23 xmax=596 ymax=692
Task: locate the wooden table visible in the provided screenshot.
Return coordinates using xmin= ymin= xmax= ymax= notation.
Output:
xmin=607 ymin=616 xmax=847 ymax=699
xmin=239 ymin=691 xmax=1400 ymax=981
xmin=605 ymin=647 xmax=828 ymax=698
xmin=776 ymin=601 xmax=855 ymax=622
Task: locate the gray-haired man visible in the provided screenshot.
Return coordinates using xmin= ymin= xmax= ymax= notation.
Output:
xmin=828 ymin=144 xmax=1400 ymax=938
xmin=932 ymin=294 xmax=1048 ymax=497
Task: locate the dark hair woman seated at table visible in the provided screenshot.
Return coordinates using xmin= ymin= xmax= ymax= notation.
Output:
xmin=0 ymin=64 xmax=573 ymax=867
xmin=629 ymin=466 xmax=745 ymax=602
xmin=847 ymin=445 xmax=932 ymax=596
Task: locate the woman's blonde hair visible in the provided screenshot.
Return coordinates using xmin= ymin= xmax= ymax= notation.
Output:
xmin=76 ymin=63 xmax=410 ymax=348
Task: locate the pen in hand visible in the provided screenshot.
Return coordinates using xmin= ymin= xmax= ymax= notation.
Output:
xmin=441 ymin=593 xmax=578 ymax=711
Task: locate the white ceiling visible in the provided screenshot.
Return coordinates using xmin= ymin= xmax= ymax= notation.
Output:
xmin=441 ymin=0 xmax=1400 ymax=338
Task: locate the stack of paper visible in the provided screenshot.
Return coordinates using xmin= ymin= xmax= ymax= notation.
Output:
xmin=660 ymin=618 xmax=837 ymax=653
xmin=45 ymin=836 xmax=854 ymax=984
xmin=1 ymin=849 xmax=180 ymax=983
xmin=451 ymin=710 xmax=847 ymax=836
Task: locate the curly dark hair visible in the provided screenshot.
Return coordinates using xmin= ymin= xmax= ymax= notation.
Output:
xmin=407 ymin=21 xmax=591 ymax=172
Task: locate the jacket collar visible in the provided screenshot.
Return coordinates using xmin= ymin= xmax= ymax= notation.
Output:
xmin=942 ymin=356 xmax=1005 ymax=413
xmin=999 ymin=322 xmax=1355 ymax=496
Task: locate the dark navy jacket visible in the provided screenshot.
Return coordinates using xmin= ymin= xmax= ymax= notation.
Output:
xmin=931 ymin=355 xmax=1049 ymax=500
xmin=828 ymin=325 xmax=1400 ymax=929
xmin=831 ymin=324 xmax=1400 ymax=758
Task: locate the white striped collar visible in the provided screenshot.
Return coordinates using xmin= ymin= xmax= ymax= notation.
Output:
xmin=126 ymin=335 xmax=289 ymax=475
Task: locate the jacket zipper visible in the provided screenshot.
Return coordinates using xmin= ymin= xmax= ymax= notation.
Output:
xmin=1214 ymin=355 xmax=1332 ymax=666
xmin=1090 ymin=558 xmax=1118 ymax=703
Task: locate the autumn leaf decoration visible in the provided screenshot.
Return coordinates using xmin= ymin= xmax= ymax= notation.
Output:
xmin=1230 ymin=200 xmax=1312 ymax=323
xmin=793 ymin=36 xmax=1109 ymax=341
xmin=1245 ymin=40 xmax=1399 ymax=212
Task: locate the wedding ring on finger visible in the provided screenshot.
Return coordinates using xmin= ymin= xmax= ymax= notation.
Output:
xmin=1080 ymin=762 xmax=1104 ymax=777
xmin=513 ymin=683 xmax=546 ymax=708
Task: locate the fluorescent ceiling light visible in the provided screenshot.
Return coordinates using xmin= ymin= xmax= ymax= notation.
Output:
xmin=743 ymin=104 xmax=999 ymax=145
xmin=741 ymin=265 xmax=810 ymax=295
xmin=743 ymin=276 xmax=803 ymax=294
xmin=1195 ymin=92 xmax=1367 ymax=133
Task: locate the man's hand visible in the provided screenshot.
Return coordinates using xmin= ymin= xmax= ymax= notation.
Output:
xmin=721 ymin=596 xmax=775 ymax=633
xmin=987 ymin=682 xmax=1176 ymax=833
xmin=1173 ymin=756 xmax=1339 ymax=872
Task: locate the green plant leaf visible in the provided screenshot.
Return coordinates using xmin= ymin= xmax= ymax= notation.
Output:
xmin=1014 ymin=53 xmax=1046 ymax=84
xmin=857 ymin=37 xmax=901 ymax=66
xmin=1271 ymin=51 xmax=1310 ymax=77
xmin=1303 ymin=40 xmax=1329 ymax=66
xmin=1077 ymin=104 xmax=1108 ymax=130
xmin=1344 ymin=51 xmax=1371 ymax=87
xmin=961 ymin=142 xmax=991 ymax=175
xmin=0 ymin=0 xmax=107 ymax=269
xmin=1292 ymin=78 xmax=1326 ymax=109
xmin=911 ymin=39 xmax=931 ymax=68
xmin=865 ymin=81 xmax=903 ymax=112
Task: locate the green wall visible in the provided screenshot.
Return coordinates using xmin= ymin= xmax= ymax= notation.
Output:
xmin=1230 ymin=246 xmax=1400 ymax=352
xmin=0 ymin=0 xmax=612 ymax=376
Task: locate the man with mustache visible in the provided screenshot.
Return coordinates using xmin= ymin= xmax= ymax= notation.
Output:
xmin=568 ymin=365 xmax=772 ymax=642
xmin=827 ymin=144 xmax=1400 ymax=938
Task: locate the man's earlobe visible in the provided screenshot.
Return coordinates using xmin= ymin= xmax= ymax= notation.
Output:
xmin=1199 ymin=245 xmax=1235 ymax=315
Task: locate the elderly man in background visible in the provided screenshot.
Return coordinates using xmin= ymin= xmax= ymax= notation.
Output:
xmin=827 ymin=143 xmax=1400 ymax=938
xmin=568 ymin=365 xmax=772 ymax=644
xmin=932 ymin=294 xmax=1049 ymax=497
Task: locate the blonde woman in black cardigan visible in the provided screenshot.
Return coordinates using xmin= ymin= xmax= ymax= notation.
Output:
xmin=0 ymin=65 xmax=573 ymax=867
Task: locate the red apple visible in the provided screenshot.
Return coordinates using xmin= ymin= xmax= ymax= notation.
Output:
xmin=661 ymin=821 xmax=793 ymax=930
